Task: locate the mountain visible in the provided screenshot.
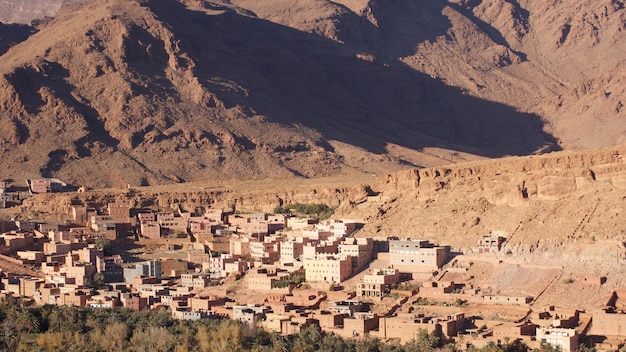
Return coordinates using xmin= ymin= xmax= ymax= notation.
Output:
xmin=0 ymin=0 xmax=622 ymax=187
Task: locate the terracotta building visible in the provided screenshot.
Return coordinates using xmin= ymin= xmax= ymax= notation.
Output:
xmin=477 ymin=234 xmax=505 ymax=254
xmin=388 ymin=239 xmax=449 ymax=272
xmin=338 ymin=237 xmax=373 ymax=273
xmin=356 ymin=268 xmax=400 ymax=299
xmin=537 ymin=326 xmax=578 ymax=352
xmin=592 ymin=290 xmax=626 ymax=337
xmin=304 ymin=255 xmax=352 ymax=283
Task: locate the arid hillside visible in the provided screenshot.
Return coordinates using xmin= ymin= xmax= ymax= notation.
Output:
xmin=344 ymin=145 xmax=626 ymax=308
xmin=14 ymin=146 xmax=626 ymax=253
xmin=346 ymin=146 xmax=626 ymax=251
xmin=0 ymin=0 xmax=623 ymax=187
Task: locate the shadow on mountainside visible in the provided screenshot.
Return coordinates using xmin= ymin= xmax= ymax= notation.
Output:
xmin=148 ymin=0 xmax=559 ymax=158
xmin=233 ymin=0 xmax=455 ymax=61
xmin=342 ymin=0 xmax=456 ymax=59
xmin=0 ymin=22 xmax=35 ymax=56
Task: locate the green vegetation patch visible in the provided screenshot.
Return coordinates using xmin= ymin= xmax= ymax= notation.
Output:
xmin=271 ymin=271 xmax=306 ymax=289
xmin=273 ymin=203 xmax=335 ymax=219
xmin=0 ymin=297 xmax=567 ymax=352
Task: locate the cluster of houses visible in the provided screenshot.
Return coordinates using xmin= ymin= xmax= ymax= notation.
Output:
xmin=1 ymin=198 xmax=626 ymax=351
xmin=466 ymin=307 xmax=585 ymax=352
xmin=0 ymin=202 xmax=374 ymax=307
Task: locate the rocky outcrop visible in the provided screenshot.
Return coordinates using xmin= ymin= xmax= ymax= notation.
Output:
xmin=334 ymin=146 xmax=626 ymax=251
xmin=19 ymin=179 xmax=366 ymax=219
xmin=377 ymin=147 xmax=625 ymax=203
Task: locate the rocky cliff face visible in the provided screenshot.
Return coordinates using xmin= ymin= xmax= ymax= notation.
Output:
xmin=341 ymin=146 xmax=626 ymax=257
xmin=402 ymin=0 xmax=626 ymax=150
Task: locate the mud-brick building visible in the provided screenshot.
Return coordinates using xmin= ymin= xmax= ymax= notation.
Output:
xmin=388 ymin=239 xmax=449 ymax=272
xmin=477 ymin=234 xmax=505 ymax=254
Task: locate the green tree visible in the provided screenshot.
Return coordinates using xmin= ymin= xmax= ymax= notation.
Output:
xmin=454 ymin=298 xmax=468 ymax=307
xmin=102 ymin=322 xmax=129 ymax=351
xmin=197 ymin=325 xmax=211 ymax=352
xmin=292 ymin=325 xmax=322 ymax=352
xmin=577 ymin=344 xmax=596 ymax=352
xmin=318 ymin=332 xmax=355 ymax=352
xmin=0 ymin=306 xmax=40 ymax=352
xmin=90 ymin=272 xmax=108 ymax=289
xmin=129 ymin=326 xmax=175 ymax=352
xmin=269 ymin=331 xmax=291 ymax=352
xmin=94 ymin=236 xmax=113 ymax=256
xmin=502 ymin=339 xmax=529 ymax=352
xmin=273 ymin=203 xmax=335 ymax=219
xmin=533 ymin=343 xmax=562 ymax=352
xmin=355 ymin=336 xmax=382 ymax=352
xmin=405 ymin=329 xmax=440 ymax=352
xmin=207 ymin=320 xmax=244 ymax=352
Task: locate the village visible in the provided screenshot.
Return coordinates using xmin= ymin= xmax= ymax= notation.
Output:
xmin=0 ymin=178 xmax=625 ymax=351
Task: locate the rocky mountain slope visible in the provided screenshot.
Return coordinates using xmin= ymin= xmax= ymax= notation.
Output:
xmin=0 ymin=0 xmax=623 ymax=187
xmin=346 ymin=146 xmax=626 ymax=252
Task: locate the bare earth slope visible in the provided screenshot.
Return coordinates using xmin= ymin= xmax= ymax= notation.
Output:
xmin=403 ymin=0 xmax=626 ymax=149
xmin=345 ymin=146 xmax=626 ymax=251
